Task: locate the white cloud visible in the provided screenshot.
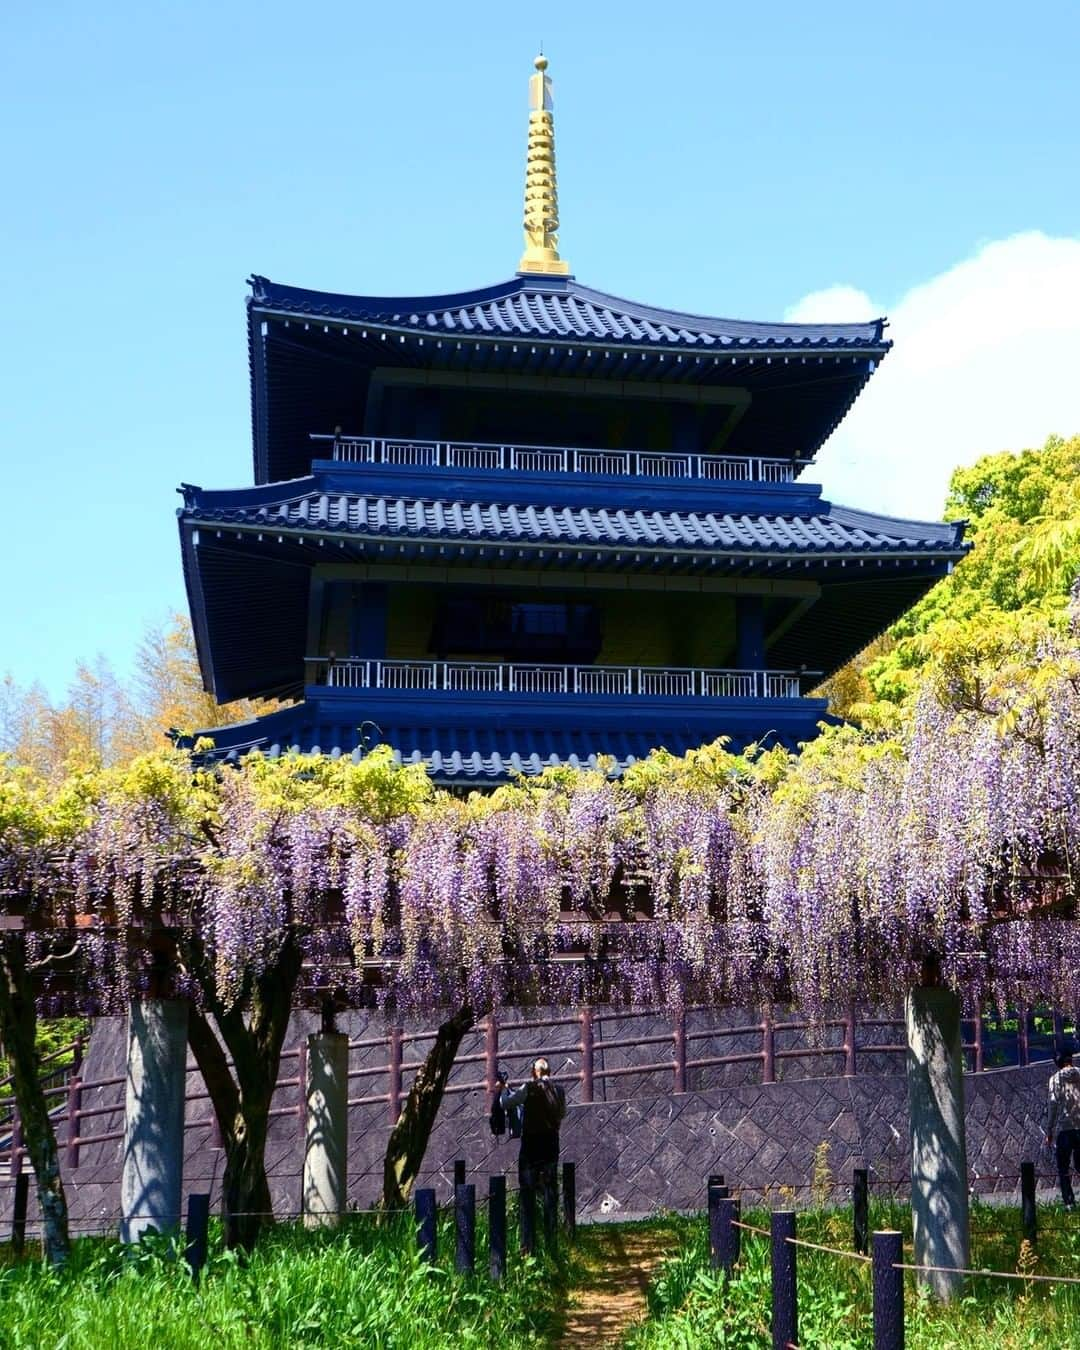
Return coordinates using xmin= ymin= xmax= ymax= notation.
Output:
xmin=785 ymin=232 xmax=1080 ymax=520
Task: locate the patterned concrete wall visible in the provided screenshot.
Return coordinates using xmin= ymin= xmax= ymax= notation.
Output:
xmin=2 ymin=1012 xmax=1056 ymax=1230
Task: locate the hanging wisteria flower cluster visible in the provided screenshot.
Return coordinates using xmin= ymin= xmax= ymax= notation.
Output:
xmin=2 ymin=632 xmax=1080 ymax=1022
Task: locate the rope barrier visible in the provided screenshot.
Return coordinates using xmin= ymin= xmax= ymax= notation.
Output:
xmin=784 ymin=1234 xmax=871 ymax=1263
xmin=892 ymin=1261 xmax=1080 ymax=1287
xmin=729 ymin=1215 xmax=1080 ymax=1286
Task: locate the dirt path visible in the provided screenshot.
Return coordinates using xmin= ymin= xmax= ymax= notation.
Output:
xmin=554 ymin=1225 xmax=676 ymax=1348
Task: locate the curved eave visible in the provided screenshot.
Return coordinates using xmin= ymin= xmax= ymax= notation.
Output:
xmin=248 ymin=273 xmax=890 ymax=352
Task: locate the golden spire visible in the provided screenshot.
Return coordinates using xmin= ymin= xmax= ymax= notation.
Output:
xmin=518 ymin=54 xmax=570 ymax=276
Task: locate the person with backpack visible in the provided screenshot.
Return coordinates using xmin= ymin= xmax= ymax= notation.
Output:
xmin=499 ymin=1057 xmax=566 ymax=1252
xmin=1045 ymin=1048 xmax=1080 ymax=1210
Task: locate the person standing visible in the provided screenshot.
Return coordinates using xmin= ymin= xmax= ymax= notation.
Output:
xmin=1045 ymin=1049 xmax=1080 ymax=1210
xmin=500 ymin=1057 xmax=566 ymax=1252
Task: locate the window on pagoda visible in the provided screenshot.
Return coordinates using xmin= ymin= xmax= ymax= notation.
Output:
xmin=430 ymin=593 xmax=603 ymax=662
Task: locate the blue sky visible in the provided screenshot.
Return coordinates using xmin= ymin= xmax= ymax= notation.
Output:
xmin=3 ymin=1 xmax=1080 ymax=698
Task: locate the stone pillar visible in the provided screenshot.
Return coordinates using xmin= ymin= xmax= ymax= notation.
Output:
xmin=906 ymin=986 xmax=970 ymax=1300
xmin=120 ymin=999 xmax=188 ymax=1244
xmin=302 ymin=1031 xmax=349 ymax=1227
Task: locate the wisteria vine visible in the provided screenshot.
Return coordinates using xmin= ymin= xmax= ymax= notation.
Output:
xmin=2 ymin=634 xmax=1080 ymax=1023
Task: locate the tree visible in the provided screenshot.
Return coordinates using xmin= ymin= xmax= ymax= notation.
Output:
xmin=822 ymin=433 xmax=1080 ymax=718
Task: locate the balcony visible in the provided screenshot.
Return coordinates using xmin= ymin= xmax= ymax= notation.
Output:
xmin=305 ymin=657 xmax=816 ymax=700
xmin=310 ymin=434 xmax=801 ymax=485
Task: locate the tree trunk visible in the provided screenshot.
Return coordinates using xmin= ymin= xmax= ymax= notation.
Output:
xmin=185 ymin=937 xmax=302 ymax=1252
xmin=0 ymin=934 xmax=71 ymax=1266
xmin=382 ymin=1005 xmax=475 ymax=1210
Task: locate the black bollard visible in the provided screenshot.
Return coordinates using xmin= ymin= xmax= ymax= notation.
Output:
xmin=708 ymin=1172 xmax=726 ymax=1194
xmin=562 ymin=1161 xmax=576 ymax=1239
xmin=415 ymin=1187 xmax=437 ymax=1264
xmin=872 ymin=1230 xmax=904 ymax=1350
xmin=717 ymin=1197 xmax=738 ymax=1279
xmin=708 ymin=1183 xmax=724 ymax=1269
xmin=1020 ymin=1160 xmax=1037 ymax=1245
xmin=455 ymin=1183 xmax=475 ymax=1274
xmin=732 ymin=1197 xmax=742 ymax=1266
xmin=11 ymin=1172 xmax=29 ymax=1257
xmin=489 ymin=1175 xmax=507 ymax=1280
xmin=519 ymin=1175 xmax=537 ymax=1255
xmin=771 ymin=1210 xmax=797 ymax=1350
xmin=853 ymin=1167 xmax=869 ymax=1255
xmin=184 ymin=1193 xmax=210 ymax=1284
xmin=454 ymin=1158 xmax=466 ymax=1189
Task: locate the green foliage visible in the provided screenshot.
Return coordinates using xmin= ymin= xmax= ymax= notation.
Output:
xmin=824 ymin=432 xmax=1080 ymax=719
xmin=0 ymin=1210 xmax=570 ymax=1349
xmin=626 ymin=1202 xmax=1080 ymax=1349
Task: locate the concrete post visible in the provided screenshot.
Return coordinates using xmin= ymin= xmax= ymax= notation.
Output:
xmin=120 ymin=998 xmax=188 ymax=1244
xmin=906 ymin=985 xmax=970 ymax=1300
xmin=302 ymin=1031 xmax=349 ymax=1227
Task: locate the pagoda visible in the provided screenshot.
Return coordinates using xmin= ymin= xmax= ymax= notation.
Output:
xmin=178 ymin=56 xmax=968 ymax=782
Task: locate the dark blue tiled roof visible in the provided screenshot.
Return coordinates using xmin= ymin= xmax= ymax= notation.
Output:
xmin=249 ymin=274 xmax=889 ymax=353
xmin=181 ymin=484 xmax=966 ymax=557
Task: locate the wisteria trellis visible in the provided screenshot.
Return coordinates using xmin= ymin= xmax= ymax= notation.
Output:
xmin=3 ymin=635 xmax=1080 ymax=1022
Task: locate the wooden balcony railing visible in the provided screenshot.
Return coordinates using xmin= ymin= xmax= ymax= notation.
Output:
xmin=310 ymin=434 xmax=803 ymax=485
xmin=304 ymin=658 xmax=818 ymax=700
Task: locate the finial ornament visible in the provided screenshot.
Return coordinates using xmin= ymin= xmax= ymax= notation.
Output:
xmin=518 ymin=53 xmax=570 ymax=276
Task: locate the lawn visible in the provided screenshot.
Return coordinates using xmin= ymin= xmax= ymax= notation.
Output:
xmin=0 ymin=1208 xmax=571 ymax=1350
xmin=624 ymin=1200 xmax=1080 ymax=1349
xmin=2 ymin=1200 xmax=1078 ymax=1347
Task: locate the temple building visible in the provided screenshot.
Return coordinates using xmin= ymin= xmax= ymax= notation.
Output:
xmin=179 ymin=56 xmax=968 ymax=782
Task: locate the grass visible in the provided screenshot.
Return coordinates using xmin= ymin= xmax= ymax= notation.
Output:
xmin=0 ymin=1206 xmax=573 ymax=1350
xmin=3 ymin=1200 xmax=1078 ymax=1347
xmin=623 ymin=1199 xmax=1080 ymax=1349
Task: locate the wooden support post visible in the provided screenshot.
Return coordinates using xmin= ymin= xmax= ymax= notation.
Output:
xmin=562 ymin=1161 xmax=576 ymax=1239
xmin=455 ymin=1183 xmax=475 ymax=1274
xmin=454 ymin=1158 xmax=466 ymax=1189
xmin=853 ymin=1167 xmax=869 ymax=1255
xmin=11 ymin=1172 xmax=28 ymax=1257
xmin=708 ymin=1172 xmax=726 ymax=1194
xmin=906 ymin=985 xmax=970 ymax=1301
xmin=489 ymin=1175 xmax=507 ymax=1280
xmin=580 ymin=1009 xmax=594 ymax=1104
xmin=673 ymin=1008 xmax=687 ymax=1094
xmin=415 ymin=1187 xmax=437 ymax=1264
xmin=762 ymin=1006 xmax=776 ymax=1084
xmin=844 ymin=1002 xmax=857 ymax=1077
xmin=184 ymin=1193 xmax=210 ymax=1283
xmin=388 ymin=1025 xmax=403 ymax=1125
xmin=1018 ymin=1003 xmax=1030 ymax=1067
xmin=872 ymin=1230 xmax=904 ymax=1350
xmin=1021 ymin=1160 xmax=1037 ymax=1245
xmin=73 ymin=1035 xmax=84 ymax=1075
xmin=65 ymin=1075 xmax=82 ymax=1170
xmin=717 ymin=1197 xmax=738 ymax=1279
xmin=484 ymin=1014 xmax=499 ymax=1096
xmin=771 ymin=1210 xmax=797 ymax=1350
xmin=1053 ymin=1008 xmax=1065 ymax=1054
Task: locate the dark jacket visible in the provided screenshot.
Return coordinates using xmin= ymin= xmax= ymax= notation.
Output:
xmin=501 ymin=1078 xmax=566 ymax=1167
